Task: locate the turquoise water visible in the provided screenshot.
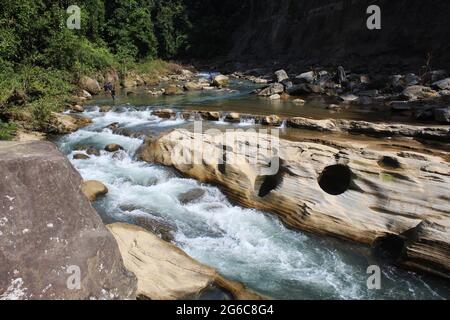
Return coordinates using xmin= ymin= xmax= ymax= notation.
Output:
xmin=56 ymin=80 xmax=450 ymax=300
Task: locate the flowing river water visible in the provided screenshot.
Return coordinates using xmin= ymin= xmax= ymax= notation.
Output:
xmin=56 ymin=77 xmax=449 ymax=300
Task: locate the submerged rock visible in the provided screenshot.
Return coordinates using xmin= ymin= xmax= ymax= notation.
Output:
xmin=73 ymin=153 xmax=90 ymax=160
xmin=178 ymin=188 xmax=206 ymax=204
xmin=104 ymin=144 xmax=124 ymax=152
xmin=140 ymin=129 xmax=450 ymax=278
xmin=153 ymin=109 xmax=176 ymax=119
xmin=0 ymin=141 xmax=136 ymax=299
xmin=107 ymin=223 xmax=263 ymax=300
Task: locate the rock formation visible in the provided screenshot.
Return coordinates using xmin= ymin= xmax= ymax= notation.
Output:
xmin=107 ymin=223 xmax=263 ymax=300
xmin=140 ymin=129 xmax=450 ymax=278
xmin=0 ymin=141 xmax=136 ymax=299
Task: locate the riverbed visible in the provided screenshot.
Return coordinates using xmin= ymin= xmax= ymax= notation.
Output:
xmin=56 ymin=77 xmax=450 ymax=300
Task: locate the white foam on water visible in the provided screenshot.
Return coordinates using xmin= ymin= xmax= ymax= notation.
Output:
xmin=55 ymin=104 xmax=449 ymax=300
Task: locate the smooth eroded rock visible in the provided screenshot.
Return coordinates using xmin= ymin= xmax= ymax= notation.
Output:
xmin=139 ymin=129 xmax=450 ymax=278
xmin=81 ymin=180 xmax=108 ymax=202
xmin=107 ymin=223 xmax=263 ymax=300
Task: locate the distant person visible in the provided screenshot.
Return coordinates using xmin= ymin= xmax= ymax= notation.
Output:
xmin=103 ymin=81 xmax=116 ymax=101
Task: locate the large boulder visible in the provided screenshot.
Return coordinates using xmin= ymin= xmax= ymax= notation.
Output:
xmin=401 ymin=85 xmax=439 ymax=100
xmin=107 ymin=223 xmax=262 ymax=300
xmin=79 ymin=76 xmax=101 ymax=95
xmin=184 ymin=82 xmax=204 ymax=91
xmin=139 ymin=129 xmax=450 ymax=279
xmin=432 ymin=78 xmax=450 ymax=91
xmin=48 ymin=113 xmax=92 ymax=134
xmin=257 ymin=83 xmax=284 ymax=96
xmin=0 ymin=142 xmax=137 ymax=299
xmin=153 ymin=109 xmax=176 ymax=119
xmin=274 ymin=69 xmax=289 ymax=82
xmin=122 ymin=72 xmax=144 ymax=88
xmin=212 ymin=75 xmax=230 ymax=88
xmin=163 ymin=85 xmax=184 ymax=96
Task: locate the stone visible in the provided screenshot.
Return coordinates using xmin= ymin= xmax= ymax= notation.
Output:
xmin=153 ymin=109 xmax=176 ymax=119
xmin=274 ymin=69 xmax=289 ymax=82
xmin=178 ymin=188 xmax=206 ymax=204
xmin=401 ymin=85 xmax=439 ymax=101
xmin=212 ymin=75 xmax=230 ymax=87
xmin=434 ymin=107 xmax=450 ymax=123
xmin=104 ymin=144 xmax=124 ymax=152
xmin=269 ymin=94 xmax=281 ymax=100
xmin=0 ymin=142 xmax=136 ymax=299
xmin=199 ymin=111 xmax=221 ymax=121
xmin=99 ymin=105 xmax=112 ymax=113
xmin=225 ymin=112 xmax=240 ymax=123
xmin=73 ymin=153 xmax=90 ymax=160
xmin=123 ymin=72 xmax=144 ymax=88
xmin=86 ymin=147 xmax=100 ymax=156
xmin=48 ymin=113 xmax=92 ymax=134
xmin=81 ymin=180 xmax=108 ymax=202
xmin=106 ymin=122 xmax=120 ymax=130
xmin=163 ymin=85 xmax=184 ymax=96
xmin=184 ymin=82 xmax=204 ymax=91
xmin=107 ymin=223 xmax=262 ymax=300
xmin=140 ymin=129 xmax=450 ymax=278
xmin=262 ymin=115 xmax=282 ymax=126
xmin=79 ymin=76 xmax=101 ymax=95
xmin=70 ymin=105 xmax=84 ymax=113
xmin=339 ymin=93 xmax=359 ymax=102
xmin=288 ymin=83 xmax=323 ymax=95
xmin=296 ymin=71 xmax=315 ymax=83
xmin=81 ymin=90 xmax=92 ymax=99
xmin=131 ymin=215 xmax=175 ymax=242
xmin=432 ymin=78 xmax=450 ymax=91
xmin=257 ymin=83 xmax=284 ymax=96
xmin=292 ymin=99 xmax=306 ymax=105
xmin=337 ymin=66 xmax=347 ymax=84
xmin=404 ymin=73 xmax=421 ymax=86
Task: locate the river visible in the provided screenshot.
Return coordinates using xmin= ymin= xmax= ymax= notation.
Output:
xmin=56 ymin=76 xmax=449 ymax=300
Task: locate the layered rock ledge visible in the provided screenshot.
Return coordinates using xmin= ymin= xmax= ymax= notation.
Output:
xmin=160 ymin=109 xmax=450 ymax=142
xmin=0 ymin=141 xmax=136 ymax=299
xmin=140 ymin=129 xmax=450 ymax=278
xmin=107 ymin=223 xmax=263 ymax=300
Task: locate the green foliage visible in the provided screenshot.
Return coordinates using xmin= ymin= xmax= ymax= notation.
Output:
xmin=0 ymin=0 xmax=245 ymax=131
xmin=0 ymin=121 xmax=17 ymax=140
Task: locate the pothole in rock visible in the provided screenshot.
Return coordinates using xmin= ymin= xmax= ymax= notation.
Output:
xmin=318 ymin=164 xmax=352 ymax=195
xmin=372 ymin=234 xmax=405 ymax=263
xmin=378 ymin=156 xmax=402 ymax=169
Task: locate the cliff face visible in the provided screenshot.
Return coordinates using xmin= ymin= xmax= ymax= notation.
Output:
xmin=226 ymin=0 xmax=450 ymax=70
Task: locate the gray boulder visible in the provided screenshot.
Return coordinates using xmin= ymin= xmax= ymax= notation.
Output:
xmin=274 ymin=69 xmax=289 ymax=82
xmin=434 ymin=107 xmax=450 ymax=123
xmin=257 ymin=83 xmax=284 ymax=96
xmin=432 ymin=78 xmax=450 ymax=91
xmin=0 ymin=141 xmax=136 ymax=300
